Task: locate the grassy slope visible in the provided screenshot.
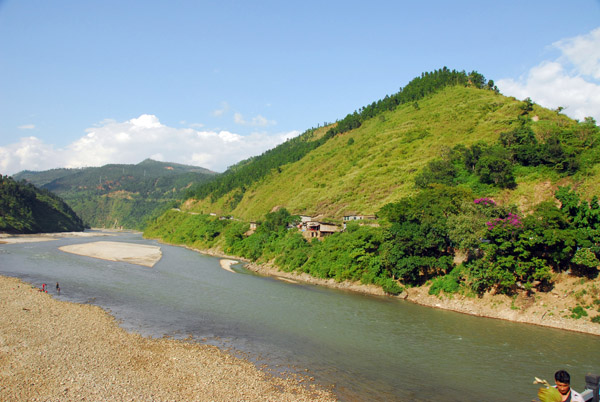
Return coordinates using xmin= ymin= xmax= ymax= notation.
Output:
xmin=185 ymin=86 xmax=598 ymax=220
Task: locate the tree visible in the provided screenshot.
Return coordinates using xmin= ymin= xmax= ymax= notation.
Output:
xmin=414 ymin=159 xmax=458 ymax=188
xmin=379 ymin=186 xmax=471 ymax=284
xmin=520 ymin=97 xmax=534 ymax=115
xmin=468 ymin=71 xmax=486 ymax=88
xmin=259 ymin=208 xmax=296 ymax=233
xmin=475 ymin=148 xmax=516 ymax=189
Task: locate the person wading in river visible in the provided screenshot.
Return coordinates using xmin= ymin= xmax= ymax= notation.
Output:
xmin=555 ymin=370 xmax=584 ymax=402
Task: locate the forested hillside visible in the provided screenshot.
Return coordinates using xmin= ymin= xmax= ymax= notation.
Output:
xmin=145 ymin=68 xmax=600 ymax=321
xmin=14 ymin=159 xmax=217 ymax=229
xmin=0 ymin=175 xmax=85 ymax=233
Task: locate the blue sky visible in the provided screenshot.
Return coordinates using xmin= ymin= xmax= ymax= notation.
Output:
xmin=1 ymin=0 xmax=599 ymax=175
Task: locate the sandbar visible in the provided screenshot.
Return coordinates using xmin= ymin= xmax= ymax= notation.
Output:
xmin=0 ymin=275 xmax=334 ymax=401
xmin=219 ymin=259 xmax=238 ymax=272
xmin=59 ymin=241 xmax=162 ymax=267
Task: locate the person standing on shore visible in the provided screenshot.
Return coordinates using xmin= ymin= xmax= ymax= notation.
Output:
xmin=56 ymin=282 xmax=60 ymax=295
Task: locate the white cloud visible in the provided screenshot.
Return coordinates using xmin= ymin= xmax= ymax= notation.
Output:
xmin=18 ymin=124 xmax=35 ymax=130
xmin=554 ymin=27 xmax=600 ymax=80
xmin=233 ymin=112 xmax=276 ymax=127
xmin=498 ymin=61 xmax=600 ymax=121
xmin=497 ymin=27 xmax=600 ymax=122
xmin=130 ymin=114 xmax=162 ymax=129
xmin=212 ymin=101 xmax=230 ymax=117
xmin=0 ymin=114 xmax=299 ymax=176
xmin=0 ymin=137 xmax=57 ymax=174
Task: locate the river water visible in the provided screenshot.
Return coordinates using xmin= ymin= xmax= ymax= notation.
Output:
xmin=1 ymin=231 xmax=598 ymax=401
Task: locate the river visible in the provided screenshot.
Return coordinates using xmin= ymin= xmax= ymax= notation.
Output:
xmin=1 ymin=231 xmax=598 ymax=401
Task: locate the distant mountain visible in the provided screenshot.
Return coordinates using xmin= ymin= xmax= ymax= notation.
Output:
xmin=0 ymin=175 xmax=84 ymax=234
xmin=14 ymin=159 xmax=217 ymax=229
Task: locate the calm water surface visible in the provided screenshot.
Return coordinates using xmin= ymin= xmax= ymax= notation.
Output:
xmin=1 ymin=231 xmax=598 ymax=401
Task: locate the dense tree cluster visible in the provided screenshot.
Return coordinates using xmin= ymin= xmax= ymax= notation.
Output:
xmin=0 ymin=175 xmax=84 ymax=233
xmin=415 ymin=106 xmax=599 ymax=191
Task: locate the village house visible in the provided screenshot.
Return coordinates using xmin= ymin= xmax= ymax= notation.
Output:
xmin=244 ymin=221 xmax=259 ymax=237
xmin=292 ymin=214 xmax=312 ymax=230
xmin=302 ymin=221 xmax=340 ymax=239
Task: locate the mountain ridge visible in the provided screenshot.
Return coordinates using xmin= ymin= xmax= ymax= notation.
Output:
xmin=13 ymin=159 xmax=217 ymax=229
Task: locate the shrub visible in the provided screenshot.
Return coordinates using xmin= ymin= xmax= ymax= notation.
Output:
xmin=429 ymin=267 xmax=463 ymax=295
xmin=378 ymin=277 xmax=404 ymax=295
xmin=570 ymin=305 xmax=588 ymax=319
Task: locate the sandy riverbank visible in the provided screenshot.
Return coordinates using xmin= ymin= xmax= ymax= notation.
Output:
xmin=0 ymin=275 xmax=335 ymax=401
xmin=59 ymin=241 xmax=162 ymax=268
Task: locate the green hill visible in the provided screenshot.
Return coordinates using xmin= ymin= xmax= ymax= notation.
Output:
xmin=0 ymin=175 xmax=85 ymax=233
xmin=14 ymin=159 xmax=217 ymax=229
xmin=144 ymin=68 xmax=600 ymax=305
xmin=183 ymin=74 xmax=599 ymax=221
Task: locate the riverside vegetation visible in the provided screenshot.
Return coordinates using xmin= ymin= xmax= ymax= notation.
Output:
xmin=144 ymin=68 xmax=600 ymax=326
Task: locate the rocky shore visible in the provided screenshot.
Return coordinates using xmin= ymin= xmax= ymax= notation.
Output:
xmin=0 ymin=275 xmax=335 ymax=401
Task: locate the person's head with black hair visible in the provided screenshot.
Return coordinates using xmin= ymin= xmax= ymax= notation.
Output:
xmin=553 ymin=369 xmax=585 ymax=401
xmin=555 ymin=370 xmax=571 ymax=384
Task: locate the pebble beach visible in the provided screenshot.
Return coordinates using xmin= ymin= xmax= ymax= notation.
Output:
xmin=0 ymin=275 xmax=335 ymax=401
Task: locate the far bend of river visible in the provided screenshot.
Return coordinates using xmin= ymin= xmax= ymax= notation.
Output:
xmin=1 ymin=231 xmax=598 ymax=401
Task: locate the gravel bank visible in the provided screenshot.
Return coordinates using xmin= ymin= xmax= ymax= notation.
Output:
xmin=0 ymin=275 xmax=335 ymax=402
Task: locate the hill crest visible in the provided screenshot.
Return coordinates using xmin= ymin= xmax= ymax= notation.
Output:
xmin=183 ymin=84 xmax=597 ymax=221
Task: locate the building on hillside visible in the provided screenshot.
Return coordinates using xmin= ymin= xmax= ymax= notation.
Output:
xmin=342 ymin=214 xmax=377 ymax=229
xmin=245 ymin=221 xmax=259 ymax=236
xmin=293 ymin=215 xmax=313 ymax=230
xmin=302 ymin=221 xmax=340 ymax=239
